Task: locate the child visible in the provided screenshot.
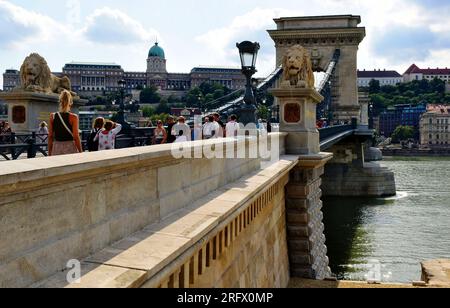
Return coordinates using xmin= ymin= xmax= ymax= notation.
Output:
xmin=87 ymin=117 xmax=105 ymax=152
xmin=94 ymin=120 xmax=122 ymax=151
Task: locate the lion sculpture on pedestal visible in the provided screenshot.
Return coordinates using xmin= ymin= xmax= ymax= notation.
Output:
xmin=281 ymin=45 xmax=315 ymax=89
xmin=17 ymin=53 xmax=77 ymax=96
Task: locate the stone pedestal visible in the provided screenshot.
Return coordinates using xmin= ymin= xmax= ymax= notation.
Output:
xmin=285 ymin=153 xmax=333 ymax=280
xmin=270 ymin=88 xmax=324 ymax=155
xmin=0 ymin=91 xmax=86 ymax=133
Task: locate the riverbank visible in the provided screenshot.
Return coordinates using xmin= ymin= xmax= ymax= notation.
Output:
xmin=289 ymin=259 xmax=450 ymax=288
xmin=289 ymin=279 xmax=418 ymax=288
xmin=381 ymin=147 xmax=450 ymax=157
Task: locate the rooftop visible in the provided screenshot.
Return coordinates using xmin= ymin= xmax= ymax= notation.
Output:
xmin=273 ymin=14 xmax=363 ymax=30
xmin=426 ymin=104 xmax=450 ymax=114
xmin=65 ymin=62 xmax=121 ymax=67
xmin=191 ymin=66 xmax=242 ymax=72
xmin=404 ymin=64 xmax=450 ymax=75
xmin=358 ymin=69 xmax=402 ymax=78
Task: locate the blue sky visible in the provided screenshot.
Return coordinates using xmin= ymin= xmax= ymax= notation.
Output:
xmin=1 ymin=0 xmax=449 ymax=88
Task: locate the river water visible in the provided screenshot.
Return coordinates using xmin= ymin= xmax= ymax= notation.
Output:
xmin=322 ymin=157 xmax=450 ymax=283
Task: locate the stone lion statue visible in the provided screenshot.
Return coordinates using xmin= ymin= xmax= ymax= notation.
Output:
xmin=17 ymin=53 xmax=76 ymax=96
xmin=281 ymin=45 xmax=315 ymax=89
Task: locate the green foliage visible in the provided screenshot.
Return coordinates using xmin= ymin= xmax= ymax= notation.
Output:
xmin=391 ymin=126 xmax=415 ymax=143
xmin=369 ymin=79 xmax=381 ymax=94
xmin=140 ymin=86 xmax=161 ymax=104
xmin=369 ymin=94 xmax=389 ymax=116
xmin=257 ymin=105 xmax=270 ymax=120
xmin=155 ymin=99 xmax=170 ymax=114
xmin=149 ymin=113 xmax=170 ymax=124
xmin=367 ymin=78 xmax=448 ymax=111
xmin=167 ymin=95 xmax=181 ymax=105
xmin=185 ymin=82 xmax=239 ymax=110
xmin=142 ymin=106 xmax=155 ymax=118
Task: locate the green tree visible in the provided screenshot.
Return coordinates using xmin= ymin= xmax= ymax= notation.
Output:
xmin=167 ymin=95 xmax=181 ymax=105
xmin=369 ymin=79 xmax=381 ymax=94
xmin=142 ymin=106 xmax=155 ymax=118
xmin=140 ymin=86 xmax=161 ymax=104
xmin=150 ymin=113 xmax=170 ymax=124
xmin=391 ymin=126 xmax=415 ymax=143
xmin=369 ymin=94 xmax=388 ymax=116
xmin=156 ymin=99 xmax=170 ymax=114
xmin=257 ymin=105 xmax=270 ymax=120
xmin=430 ymin=78 xmax=445 ymax=94
xmin=185 ymin=87 xmax=202 ymax=108
xmin=380 ymin=85 xmax=397 ymax=95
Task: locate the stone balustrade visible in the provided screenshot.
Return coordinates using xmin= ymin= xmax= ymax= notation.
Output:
xmin=0 ymin=133 xmax=287 ymax=288
xmin=34 ymin=157 xmax=297 ymax=288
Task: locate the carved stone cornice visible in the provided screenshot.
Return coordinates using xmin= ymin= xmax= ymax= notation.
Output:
xmin=268 ymin=27 xmax=366 ymax=46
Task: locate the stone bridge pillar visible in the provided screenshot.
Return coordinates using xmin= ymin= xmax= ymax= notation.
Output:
xmin=285 ymin=155 xmax=332 ymax=279
xmin=271 ymin=66 xmax=333 ymax=280
xmin=268 ymin=15 xmax=366 ymax=122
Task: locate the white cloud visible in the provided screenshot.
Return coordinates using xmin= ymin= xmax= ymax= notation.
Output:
xmin=195 ymin=0 xmax=449 ymax=77
xmin=0 ymin=0 xmax=64 ymax=48
xmin=195 ymin=7 xmax=303 ymax=75
xmin=65 ymin=0 xmax=81 ymax=24
xmin=80 ymin=7 xmax=159 ymax=45
xmin=0 ymin=1 xmax=159 ymax=49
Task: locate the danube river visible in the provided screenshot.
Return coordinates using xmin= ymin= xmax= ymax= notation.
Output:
xmin=323 ymin=157 xmax=450 ymax=283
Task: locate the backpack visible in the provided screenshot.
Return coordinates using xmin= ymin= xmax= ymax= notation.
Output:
xmin=87 ymin=129 xmax=100 ymax=152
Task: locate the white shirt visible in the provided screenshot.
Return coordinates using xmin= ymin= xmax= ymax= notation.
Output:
xmin=172 ymin=123 xmax=191 ymax=141
xmin=203 ymin=121 xmax=220 ymax=138
xmin=226 ymin=121 xmax=240 ymax=138
xmin=175 ymin=135 xmax=188 ymax=143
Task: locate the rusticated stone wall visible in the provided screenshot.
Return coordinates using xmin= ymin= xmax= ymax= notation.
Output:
xmin=285 ymin=156 xmax=332 ymax=280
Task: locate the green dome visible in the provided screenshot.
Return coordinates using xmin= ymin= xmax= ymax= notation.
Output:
xmin=148 ymin=42 xmax=165 ymax=58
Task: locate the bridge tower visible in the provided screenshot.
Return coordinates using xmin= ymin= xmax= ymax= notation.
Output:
xmin=268 ymin=15 xmax=366 ymax=121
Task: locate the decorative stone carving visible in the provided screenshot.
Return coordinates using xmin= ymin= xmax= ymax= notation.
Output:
xmin=281 ymin=45 xmax=315 ymax=89
xmin=16 ymin=53 xmax=77 ymax=96
xmin=284 ymin=103 xmax=301 ymax=123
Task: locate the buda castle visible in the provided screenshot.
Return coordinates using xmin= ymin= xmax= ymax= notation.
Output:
xmin=2 ymin=42 xmax=247 ymax=98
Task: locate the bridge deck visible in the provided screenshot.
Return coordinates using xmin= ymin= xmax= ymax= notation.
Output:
xmin=33 ymin=157 xmax=298 ymax=288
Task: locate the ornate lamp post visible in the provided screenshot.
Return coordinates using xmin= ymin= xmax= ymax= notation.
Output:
xmin=236 ymin=41 xmax=260 ymax=125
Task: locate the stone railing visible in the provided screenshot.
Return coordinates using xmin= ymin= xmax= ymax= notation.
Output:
xmin=0 ymin=133 xmax=286 ymax=288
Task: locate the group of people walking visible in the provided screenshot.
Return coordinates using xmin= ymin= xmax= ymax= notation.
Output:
xmin=151 ymin=113 xmax=241 ymax=145
xmin=47 ymin=90 xmax=122 ymax=156
xmin=6 ymin=89 xmax=268 ymax=158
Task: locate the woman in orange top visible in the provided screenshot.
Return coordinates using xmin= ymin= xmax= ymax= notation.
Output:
xmin=48 ymin=90 xmax=83 ymax=156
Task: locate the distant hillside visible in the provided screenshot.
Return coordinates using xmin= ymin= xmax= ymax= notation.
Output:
xmin=361 ymin=78 xmax=450 ymax=115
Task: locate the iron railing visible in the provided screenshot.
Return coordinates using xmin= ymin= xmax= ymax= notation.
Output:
xmin=318 ymin=124 xmax=354 ymax=142
xmin=0 ymin=129 xmax=155 ymax=161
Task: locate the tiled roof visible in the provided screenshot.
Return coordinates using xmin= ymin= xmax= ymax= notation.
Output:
xmin=404 ymin=64 xmax=450 ymax=75
xmin=404 ymin=64 xmax=420 ymax=74
xmin=357 ymin=70 xmax=402 ymax=78
xmin=427 ymin=104 xmax=450 ymax=114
